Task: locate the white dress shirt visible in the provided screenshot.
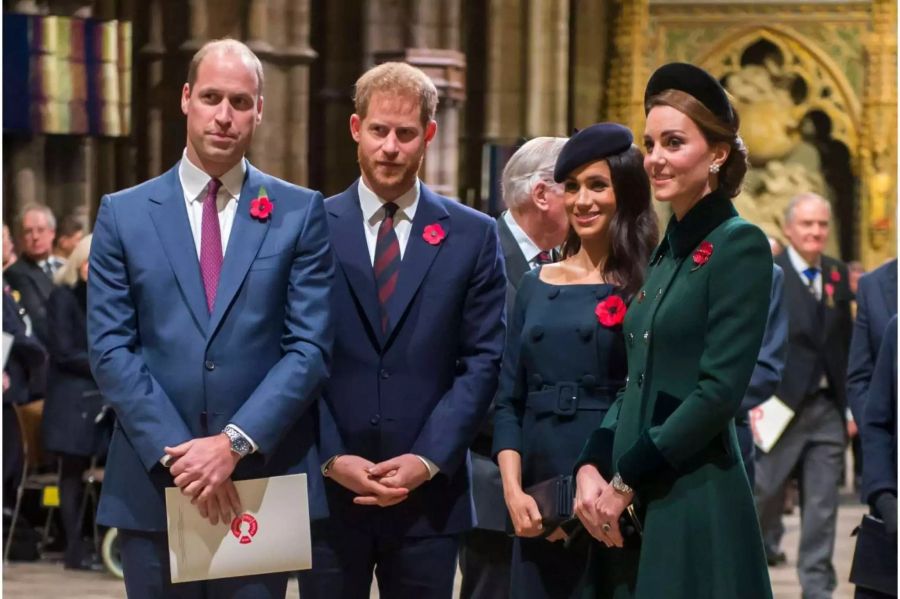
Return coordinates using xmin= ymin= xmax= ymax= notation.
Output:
xmin=358 ymin=177 xmax=419 ymax=265
xmin=786 ymin=245 xmax=823 ymax=300
xmin=503 ymin=211 xmax=548 ymax=268
xmin=178 ymin=150 xmax=245 ymax=259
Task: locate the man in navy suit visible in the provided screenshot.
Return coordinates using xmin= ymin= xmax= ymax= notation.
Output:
xmin=737 ymin=263 xmax=788 ymax=489
xmin=87 ymin=39 xmax=333 ymax=598
xmin=847 ymin=258 xmax=897 ymax=424
xmin=299 ymin=62 xmax=506 ymax=599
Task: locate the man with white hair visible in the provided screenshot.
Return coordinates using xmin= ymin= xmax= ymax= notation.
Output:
xmin=5 ymin=204 xmax=59 ymax=345
xmin=459 ymin=136 xmax=568 ymax=599
xmin=756 ymin=192 xmax=853 ymax=599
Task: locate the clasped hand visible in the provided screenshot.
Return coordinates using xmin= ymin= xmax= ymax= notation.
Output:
xmin=574 ymin=464 xmax=633 ymax=548
xmin=165 ymin=434 xmax=242 ymax=525
xmin=328 ymin=453 xmax=430 ymax=507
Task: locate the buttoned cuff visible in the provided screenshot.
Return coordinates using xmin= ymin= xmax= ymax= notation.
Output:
xmin=416 ymin=455 xmax=440 ymax=480
xmin=226 ymin=423 xmax=258 ymax=453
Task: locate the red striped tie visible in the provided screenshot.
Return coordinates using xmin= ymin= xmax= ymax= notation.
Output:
xmin=374 ymin=202 xmax=400 ymax=332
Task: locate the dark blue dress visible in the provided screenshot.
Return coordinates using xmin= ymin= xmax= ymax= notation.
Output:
xmin=493 ymin=268 xmax=627 ymax=599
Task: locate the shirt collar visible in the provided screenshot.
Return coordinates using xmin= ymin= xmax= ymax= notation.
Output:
xmin=358 ymin=178 xmax=420 ymax=224
xmin=178 ymin=150 xmax=247 ymax=203
xmin=786 ymin=244 xmax=821 ymax=274
xmin=654 ymin=188 xmax=737 ymax=261
xmin=503 ymin=211 xmax=542 ymax=262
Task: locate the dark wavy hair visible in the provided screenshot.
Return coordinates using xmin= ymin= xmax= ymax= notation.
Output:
xmin=646 ymin=89 xmax=748 ymax=198
xmin=560 ymin=145 xmax=659 ymax=300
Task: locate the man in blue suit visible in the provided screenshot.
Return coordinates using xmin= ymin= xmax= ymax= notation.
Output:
xmin=87 ymin=39 xmax=333 ymax=598
xmin=298 ymin=62 xmax=506 ymax=599
xmin=847 ymin=258 xmax=897 ymax=424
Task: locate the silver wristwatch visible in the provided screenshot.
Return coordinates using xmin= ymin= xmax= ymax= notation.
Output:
xmin=222 ymin=425 xmax=252 ymax=458
xmin=610 ymin=472 xmax=634 ymax=495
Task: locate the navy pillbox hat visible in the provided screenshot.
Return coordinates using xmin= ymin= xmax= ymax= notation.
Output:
xmin=553 ymin=122 xmax=634 ymax=183
xmin=644 ymin=62 xmax=734 ymax=124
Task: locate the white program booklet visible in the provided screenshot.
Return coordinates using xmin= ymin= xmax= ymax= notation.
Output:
xmin=750 ymin=396 xmax=795 ymax=453
xmin=165 ymin=473 xmax=311 ymax=583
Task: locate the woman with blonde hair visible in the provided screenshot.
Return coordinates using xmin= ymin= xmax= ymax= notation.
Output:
xmin=43 ymin=234 xmax=106 ymax=570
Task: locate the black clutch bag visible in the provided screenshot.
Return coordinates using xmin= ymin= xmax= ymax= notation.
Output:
xmin=849 ymin=515 xmax=897 ymax=595
xmin=519 ymin=475 xmax=643 ymax=543
xmin=523 ymin=474 xmax=575 ymax=532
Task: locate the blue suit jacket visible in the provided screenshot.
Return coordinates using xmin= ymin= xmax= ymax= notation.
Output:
xmin=847 ymin=258 xmax=898 ymax=422
xmin=740 ymin=263 xmax=788 ymax=414
xmin=88 ymin=161 xmax=334 ymax=531
xmin=319 ymin=181 xmax=506 ymax=537
xmin=861 ymin=314 xmax=897 ymax=505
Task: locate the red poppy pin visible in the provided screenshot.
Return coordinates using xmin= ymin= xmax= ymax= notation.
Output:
xmin=595 ymin=295 xmax=627 ymax=328
xmin=824 ymin=282 xmax=835 ymax=308
xmin=830 ymin=268 xmax=841 ymax=283
xmin=691 ymin=241 xmax=714 ymax=271
xmin=250 ymin=186 xmax=273 ymax=221
xmin=423 ymin=223 xmax=446 ymax=246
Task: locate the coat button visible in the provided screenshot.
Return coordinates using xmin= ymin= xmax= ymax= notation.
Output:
xmin=581 ymin=374 xmax=596 ymax=387
xmin=530 ymin=326 xmax=544 ymax=341
xmin=205 ymin=360 xmax=215 ymax=371
xmin=577 ymin=326 xmax=593 ymax=342
xmin=655 ymin=288 xmax=663 ymax=300
xmin=547 ymin=288 xmax=560 ymax=299
xmin=637 ymin=290 xmax=646 ymax=303
xmin=370 ymin=414 xmax=381 ymax=426
xmin=380 ymin=369 xmax=391 ymax=379
xmin=643 ymin=331 xmax=650 ymax=344
xmin=530 ymin=373 xmax=544 ymax=387
xmin=637 ymin=373 xmax=644 ymax=387
xmin=625 ymin=375 xmax=630 ymax=386
xmin=628 ymin=332 xmax=635 ymax=346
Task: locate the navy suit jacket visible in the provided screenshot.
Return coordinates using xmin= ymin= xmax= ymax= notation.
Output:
xmin=88 ymin=161 xmax=334 ymax=531
xmin=740 ymin=264 xmax=788 ymax=415
xmin=847 ymin=258 xmax=898 ymax=422
xmin=774 ymin=252 xmax=852 ymax=411
xmin=861 ymin=315 xmax=897 ymax=505
xmin=319 ymin=180 xmax=506 ymax=537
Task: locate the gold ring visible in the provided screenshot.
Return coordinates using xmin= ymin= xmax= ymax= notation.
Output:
xmin=601 ymin=522 xmax=612 ymax=533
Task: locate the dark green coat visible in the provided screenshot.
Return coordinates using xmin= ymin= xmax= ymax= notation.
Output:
xmin=577 ymin=190 xmax=774 ymax=599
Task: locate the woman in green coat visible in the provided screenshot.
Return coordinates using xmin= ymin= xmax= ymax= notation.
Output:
xmin=573 ymin=63 xmax=774 ymax=599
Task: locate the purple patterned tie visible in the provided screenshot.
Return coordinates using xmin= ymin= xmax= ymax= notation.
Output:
xmin=200 ymin=178 xmax=223 ymax=313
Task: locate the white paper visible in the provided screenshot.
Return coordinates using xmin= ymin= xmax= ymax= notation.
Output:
xmin=166 ymin=473 xmax=311 ymax=583
xmin=750 ymin=396 xmax=795 ymax=453
xmin=2 ymin=332 xmax=12 ymax=369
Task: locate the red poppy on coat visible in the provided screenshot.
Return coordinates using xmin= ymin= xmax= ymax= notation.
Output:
xmin=423 ymin=223 xmax=446 ymax=245
xmin=830 ymin=269 xmax=841 ymax=283
xmin=825 ymin=282 xmax=834 ymax=298
xmin=250 ymin=186 xmax=273 ymax=221
xmin=595 ymin=295 xmax=626 ymax=327
xmin=692 ymin=241 xmax=714 ymax=269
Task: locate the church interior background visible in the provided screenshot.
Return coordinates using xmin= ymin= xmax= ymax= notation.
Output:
xmin=2 ymin=0 xmax=896 ymax=269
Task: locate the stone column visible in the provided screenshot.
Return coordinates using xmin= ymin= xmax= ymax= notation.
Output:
xmin=571 ymin=0 xmax=611 ymax=127
xmin=524 ymin=0 xmax=568 ymax=137
xmin=484 ymin=0 xmax=524 ymax=143
xmin=606 ymin=0 xmax=650 ymax=132
xmin=859 ymin=0 xmax=897 ymax=267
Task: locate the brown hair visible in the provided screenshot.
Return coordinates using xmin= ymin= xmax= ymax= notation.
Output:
xmin=561 ymin=145 xmax=659 ymax=300
xmin=646 ymin=89 xmax=748 ymax=197
xmin=354 ymin=62 xmax=438 ymax=126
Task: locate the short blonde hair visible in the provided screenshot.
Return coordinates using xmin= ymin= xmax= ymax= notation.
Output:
xmin=54 ymin=233 xmax=91 ymax=288
xmin=353 ymin=62 xmax=438 ymax=126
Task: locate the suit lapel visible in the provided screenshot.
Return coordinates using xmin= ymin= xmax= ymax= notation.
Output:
xmin=497 ymin=214 xmax=530 ymax=288
xmin=384 ymin=185 xmax=449 ymax=340
xmin=879 ymin=260 xmax=898 ymax=315
xmin=327 ymin=184 xmax=382 ymax=344
xmin=208 ymin=163 xmax=270 ymax=339
xmin=148 ymin=165 xmax=209 ymax=333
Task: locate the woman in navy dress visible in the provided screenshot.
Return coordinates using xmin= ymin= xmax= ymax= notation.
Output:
xmin=493 ymin=123 xmax=658 ymax=598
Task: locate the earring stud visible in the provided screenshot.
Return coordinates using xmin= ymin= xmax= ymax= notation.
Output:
xmin=709 ymin=163 xmax=720 ymax=174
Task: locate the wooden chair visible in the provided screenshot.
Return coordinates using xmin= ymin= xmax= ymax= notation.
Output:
xmin=4 ymin=400 xmax=60 ymax=562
